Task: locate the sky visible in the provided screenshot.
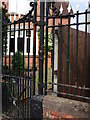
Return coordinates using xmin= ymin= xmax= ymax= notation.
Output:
xmin=7 ymin=0 xmax=90 ymax=14
xmin=70 ymin=0 xmax=88 ymax=12
xmin=69 ymin=0 xmax=90 ymax=32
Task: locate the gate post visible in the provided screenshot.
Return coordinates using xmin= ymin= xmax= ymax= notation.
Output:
xmin=33 ymin=2 xmax=37 ymax=95
xmin=0 ymin=1 xmax=2 ymax=119
xmin=30 ymin=95 xmax=43 ymax=119
xmin=45 ymin=2 xmax=49 ymax=95
xmin=39 ymin=1 xmax=45 ymax=95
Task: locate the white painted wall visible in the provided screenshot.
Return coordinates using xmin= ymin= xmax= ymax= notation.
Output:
xmin=53 ymin=32 xmax=58 ymax=93
xmin=7 ymin=0 xmax=38 ymax=56
xmin=54 ymin=33 xmax=58 ymax=71
xmin=7 ymin=29 xmax=38 ymax=56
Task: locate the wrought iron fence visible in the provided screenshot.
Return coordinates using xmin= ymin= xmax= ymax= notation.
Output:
xmin=1 ymin=1 xmax=90 ymax=119
xmin=46 ymin=2 xmax=90 ymax=101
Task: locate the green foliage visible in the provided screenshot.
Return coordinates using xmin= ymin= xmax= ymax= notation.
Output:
xmin=45 ymin=32 xmax=53 ymax=51
xmin=12 ymin=52 xmax=26 ymax=76
xmin=2 ymin=6 xmax=9 ymax=53
xmin=37 ymin=29 xmax=53 ymax=52
xmin=2 ymin=26 xmax=8 ymax=53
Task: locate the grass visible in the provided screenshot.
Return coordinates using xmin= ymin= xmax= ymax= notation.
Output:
xmin=35 ymin=75 xmax=52 ymax=84
xmin=35 ymin=68 xmax=52 ymax=84
xmin=35 ymin=68 xmax=52 ymax=94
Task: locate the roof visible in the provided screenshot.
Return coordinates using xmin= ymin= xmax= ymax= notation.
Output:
xmin=53 ymin=2 xmax=73 ymax=15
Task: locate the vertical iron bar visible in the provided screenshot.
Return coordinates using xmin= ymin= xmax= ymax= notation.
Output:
xmin=13 ymin=23 xmax=15 ymax=98
xmin=2 ymin=29 xmax=3 ymax=75
xmin=27 ymin=21 xmax=30 ymax=118
xmin=39 ymin=2 xmax=45 ymax=95
xmin=23 ymin=21 xmax=25 ymax=118
xmin=5 ymin=25 xmax=7 ymax=73
xmin=18 ymin=22 xmax=20 ymax=117
xmin=0 ymin=6 xmax=2 ymax=117
xmin=52 ymin=18 xmax=55 ymax=92
xmin=45 ymin=2 xmax=49 ymax=95
xmin=2 ymin=27 xmax=4 ymax=112
xmin=30 ymin=2 xmax=37 ymax=115
xmin=33 ymin=2 xmax=37 ymax=95
xmin=84 ymin=10 xmax=87 ymax=97
xmin=2 ymin=28 xmax=3 ymax=113
xmin=25 ymin=72 xmax=26 ymax=118
xmin=23 ymin=71 xmax=27 ymax=118
xmin=30 ymin=75 xmax=31 ymax=99
xmin=59 ymin=15 xmax=62 ymax=94
xmin=13 ymin=23 xmax=15 ymax=72
xmin=5 ymin=25 xmax=7 ymax=112
xmin=9 ymin=24 xmax=11 ymax=78
xmin=67 ymin=13 xmax=70 ymax=94
xmin=9 ymin=24 xmax=12 ymax=108
xmin=30 ymin=72 xmax=31 ymax=118
xmin=75 ymin=11 xmax=79 ymax=95
xmin=19 ymin=26 xmax=21 ymax=102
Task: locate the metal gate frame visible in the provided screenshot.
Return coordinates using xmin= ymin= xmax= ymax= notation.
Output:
xmin=1 ymin=1 xmax=90 ymax=119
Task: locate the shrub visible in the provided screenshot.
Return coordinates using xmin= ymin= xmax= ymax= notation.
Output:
xmin=12 ymin=52 xmax=26 ymax=76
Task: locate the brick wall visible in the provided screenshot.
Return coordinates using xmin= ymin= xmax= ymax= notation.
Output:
xmin=30 ymin=95 xmax=89 ymax=119
xmin=3 ymin=55 xmax=51 ymax=69
xmin=43 ymin=95 xmax=89 ymax=119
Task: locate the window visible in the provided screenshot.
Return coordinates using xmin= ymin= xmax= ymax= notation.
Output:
xmin=10 ymin=38 xmax=15 ymax=52
xmin=27 ymin=38 xmax=30 ymax=53
xmin=26 ymin=30 xmax=31 ymax=37
xmin=11 ymin=28 xmax=14 ymax=36
xmin=17 ymin=37 xmax=24 ymax=52
xmin=20 ymin=31 xmax=23 ymax=37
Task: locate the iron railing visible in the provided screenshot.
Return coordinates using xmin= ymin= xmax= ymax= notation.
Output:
xmin=1 ymin=1 xmax=90 ymax=119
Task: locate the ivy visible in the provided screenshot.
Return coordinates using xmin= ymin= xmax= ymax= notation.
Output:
xmin=2 ymin=2 xmax=10 ymax=53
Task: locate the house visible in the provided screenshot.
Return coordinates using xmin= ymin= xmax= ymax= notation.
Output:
xmin=2 ymin=0 xmax=73 ymax=69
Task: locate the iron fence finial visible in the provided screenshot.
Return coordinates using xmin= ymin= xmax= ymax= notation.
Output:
xmin=85 ymin=2 xmax=88 ymax=10
xmin=60 ymin=3 xmax=63 ymax=14
xmin=76 ymin=3 xmax=80 ymax=11
xmin=67 ymin=3 xmax=71 ymax=13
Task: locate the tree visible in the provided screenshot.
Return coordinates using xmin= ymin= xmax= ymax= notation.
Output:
xmin=12 ymin=52 xmax=26 ymax=76
xmin=2 ymin=2 xmax=10 ymax=53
